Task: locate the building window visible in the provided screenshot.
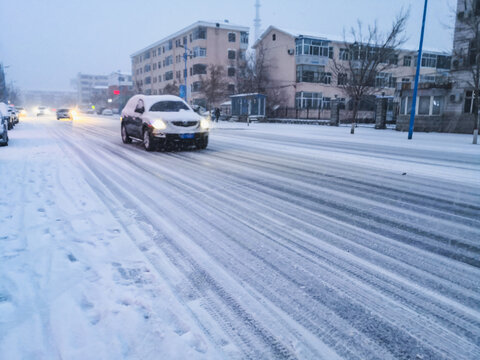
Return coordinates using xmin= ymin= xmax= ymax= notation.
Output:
xmin=464 ymin=90 xmax=477 ymax=113
xmin=338 ymin=73 xmax=348 ymax=85
xmin=193 ymin=64 xmax=207 ymax=75
xmin=145 ymin=76 xmax=151 ymax=84
xmin=193 ymin=47 xmax=207 ymax=57
xmin=339 ymin=48 xmax=349 ymax=60
xmin=227 ymin=67 xmax=235 ymax=77
xmin=164 ymin=71 xmax=173 ymax=81
xmin=228 ymin=50 xmax=236 ymax=59
xmin=375 ymin=72 xmax=395 ymax=88
xmin=191 ymin=81 xmax=202 ymax=92
xmin=272 ymin=34 xmax=276 ymax=41
xmin=228 ymin=32 xmax=236 ymax=42
xmin=432 ymin=96 xmax=443 ymax=115
xmin=144 ymin=64 xmax=151 ymax=72
xmin=158 ymin=75 xmax=162 ymax=82
xmin=175 ymin=39 xmax=181 ymax=47
xmin=421 ymin=53 xmax=437 ymax=68
xmin=144 ymin=51 xmax=150 ymax=59
xmin=228 ymin=84 xmax=235 ymax=94
xmin=295 ymin=92 xmax=324 ymax=109
xmin=418 ymin=96 xmax=431 ymax=115
xmin=192 ymin=27 xmax=207 ymax=40
xmin=403 ymin=55 xmax=412 ymax=66
xmin=158 ymin=61 xmax=161 ymax=68
xmin=165 ymin=55 xmax=173 ymax=66
xmin=388 ymin=54 xmax=398 ymax=65
xmin=176 ymin=70 xmax=181 ymax=79
xmin=183 ymin=36 xmax=187 ymax=45
xmin=296 ymin=65 xmax=332 ymax=83
xmin=240 ymin=32 xmax=249 ymax=44
xmin=152 ymin=63 xmax=157 ymax=70
xmin=295 ymin=38 xmax=331 ymax=57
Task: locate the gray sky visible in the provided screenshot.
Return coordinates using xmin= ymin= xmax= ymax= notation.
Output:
xmin=0 ymin=0 xmax=456 ymax=91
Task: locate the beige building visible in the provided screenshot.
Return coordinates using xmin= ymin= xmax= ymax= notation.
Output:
xmin=396 ymin=0 xmax=478 ymax=133
xmin=131 ymin=20 xmax=249 ymax=108
xmin=252 ymin=26 xmax=450 ymax=111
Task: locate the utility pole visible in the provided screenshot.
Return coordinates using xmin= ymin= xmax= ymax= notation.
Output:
xmin=180 ymin=44 xmax=192 ymax=103
xmin=408 ymin=0 xmax=428 ymax=140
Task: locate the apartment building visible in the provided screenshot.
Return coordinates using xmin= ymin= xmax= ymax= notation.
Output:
xmin=131 ymin=20 xmax=249 ymax=107
xmin=73 ymin=73 xmax=109 ymax=107
xmin=252 ymin=26 xmax=450 ymax=112
xmin=396 ymin=0 xmax=478 ymax=133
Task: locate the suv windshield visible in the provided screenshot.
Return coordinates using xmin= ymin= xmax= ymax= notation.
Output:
xmin=149 ymin=101 xmax=190 ymax=112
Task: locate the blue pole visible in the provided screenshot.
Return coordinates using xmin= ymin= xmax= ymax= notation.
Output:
xmin=408 ymin=0 xmax=428 ymax=140
xmin=184 ymin=47 xmax=188 ymax=102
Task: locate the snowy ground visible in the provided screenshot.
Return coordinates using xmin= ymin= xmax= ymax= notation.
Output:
xmin=0 ymin=115 xmax=479 ymax=359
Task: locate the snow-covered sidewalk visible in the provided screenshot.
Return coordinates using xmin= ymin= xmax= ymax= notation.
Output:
xmin=0 ymin=120 xmax=223 ymax=359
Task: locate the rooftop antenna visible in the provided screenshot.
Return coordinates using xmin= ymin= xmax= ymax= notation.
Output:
xmin=254 ymin=0 xmax=261 ymax=41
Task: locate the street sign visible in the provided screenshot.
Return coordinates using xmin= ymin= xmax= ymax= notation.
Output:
xmin=179 ymin=85 xmax=186 ymax=99
xmin=113 ymin=90 xmax=120 ymax=95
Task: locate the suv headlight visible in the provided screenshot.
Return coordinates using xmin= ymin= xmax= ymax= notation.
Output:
xmin=200 ymin=118 xmax=210 ymax=129
xmin=152 ymin=119 xmax=167 ymax=130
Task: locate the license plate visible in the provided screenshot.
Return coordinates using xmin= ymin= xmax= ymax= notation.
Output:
xmin=181 ymin=133 xmax=195 ymax=139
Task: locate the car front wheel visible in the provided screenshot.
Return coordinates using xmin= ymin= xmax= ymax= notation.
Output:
xmin=143 ymin=128 xmax=155 ymax=151
xmin=121 ymin=124 xmax=132 ymax=144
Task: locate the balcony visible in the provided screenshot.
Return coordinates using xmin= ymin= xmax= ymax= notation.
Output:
xmin=295 ymin=55 xmax=329 ymax=66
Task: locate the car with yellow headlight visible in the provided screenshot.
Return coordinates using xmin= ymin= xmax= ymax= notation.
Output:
xmin=56 ymin=108 xmax=77 ymax=120
xmin=120 ymin=95 xmax=210 ymax=151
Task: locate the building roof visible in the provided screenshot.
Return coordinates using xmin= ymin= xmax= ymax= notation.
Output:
xmin=131 ymin=20 xmax=250 ymax=57
xmin=253 ymin=25 xmax=450 ymax=55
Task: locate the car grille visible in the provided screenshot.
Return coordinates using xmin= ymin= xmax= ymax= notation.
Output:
xmin=172 ymin=121 xmax=198 ymax=127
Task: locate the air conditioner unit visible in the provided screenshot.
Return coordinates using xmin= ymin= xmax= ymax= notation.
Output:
xmin=449 ymin=93 xmax=463 ymax=103
xmin=287 ymin=49 xmax=294 ymax=55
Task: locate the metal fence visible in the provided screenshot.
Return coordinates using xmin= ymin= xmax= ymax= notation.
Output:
xmin=267 ymin=107 xmax=377 ymax=124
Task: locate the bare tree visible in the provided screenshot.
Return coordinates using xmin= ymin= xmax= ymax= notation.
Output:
xmin=6 ymin=83 xmax=20 ymax=104
xmin=332 ymin=10 xmax=409 ymax=134
xmin=134 ymin=80 xmax=143 ymax=94
xmin=237 ymin=45 xmax=269 ymax=94
xmin=452 ymin=0 xmax=480 ymax=143
xmin=162 ymin=81 xmax=179 ymax=96
xmin=199 ymin=65 xmax=228 ymax=109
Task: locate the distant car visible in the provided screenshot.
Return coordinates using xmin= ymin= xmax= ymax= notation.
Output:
xmin=56 ymin=108 xmax=75 ymax=120
xmin=120 ymin=95 xmax=210 ymax=151
xmin=7 ymin=106 xmax=19 ymax=125
xmin=16 ymin=107 xmax=27 ymax=117
xmin=0 ymin=106 xmax=9 ymax=146
xmin=37 ymin=106 xmax=47 ymax=116
xmin=102 ymin=109 xmax=113 ymax=116
xmin=0 ymin=103 xmax=14 ymax=130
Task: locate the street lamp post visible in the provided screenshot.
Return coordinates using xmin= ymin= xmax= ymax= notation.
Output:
xmin=408 ymin=0 xmax=428 ymax=140
xmin=179 ymin=44 xmax=193 ymax=103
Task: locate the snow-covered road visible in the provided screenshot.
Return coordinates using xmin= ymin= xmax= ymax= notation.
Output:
xmin=1 ymin=115 xmax=479 ymax=359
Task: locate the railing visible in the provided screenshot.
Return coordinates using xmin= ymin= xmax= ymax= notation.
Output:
xmin=267 ymin=107 xmax=376 ymax=123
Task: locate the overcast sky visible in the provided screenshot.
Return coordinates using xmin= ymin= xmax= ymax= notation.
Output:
xmin=0 ymin=0 xmax=456 ymax=91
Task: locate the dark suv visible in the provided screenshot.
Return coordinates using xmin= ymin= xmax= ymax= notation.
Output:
xmin=56 ymin=108 xmax=73 ymax=120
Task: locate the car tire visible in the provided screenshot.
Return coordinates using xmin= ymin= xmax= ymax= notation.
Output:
xmin=121 ymin=124 xmax=132 ymax=144
xmin=143 ymin=128 xmax=155 ymax=151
